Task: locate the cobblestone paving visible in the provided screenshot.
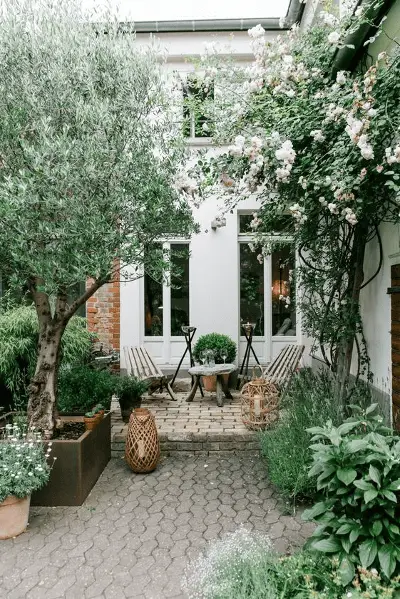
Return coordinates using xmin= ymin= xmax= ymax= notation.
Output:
xmin=0 ymin=456 xmax=314 ymax=599
xmin=112 ymin=385 xmax=248 ymax=439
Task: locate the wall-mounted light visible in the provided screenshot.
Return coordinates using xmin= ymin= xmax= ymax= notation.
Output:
xmin=211 ymin=216 xmax=227 ymax=230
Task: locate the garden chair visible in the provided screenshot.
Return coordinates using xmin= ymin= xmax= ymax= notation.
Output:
xmin=123 ymin=346 xmax=177 ymax=401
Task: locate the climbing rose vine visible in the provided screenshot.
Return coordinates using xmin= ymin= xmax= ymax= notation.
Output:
xmin=191 ymin=1 xmax=400 ymax=399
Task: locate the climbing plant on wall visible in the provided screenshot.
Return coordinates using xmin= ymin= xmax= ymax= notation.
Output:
xmin=191 ymin=0 xmax=400 ymax=402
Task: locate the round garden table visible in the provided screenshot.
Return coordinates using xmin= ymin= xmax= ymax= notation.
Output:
xmin=186 ymin=364 xmax=237 ymax=407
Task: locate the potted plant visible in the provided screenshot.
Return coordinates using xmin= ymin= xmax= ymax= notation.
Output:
xmin=0 ymin=423 xmax=52 ymax=539
xmin=84 ymin=409 xmax=98 ymax=431
xmin=193 ymin=333 xmax=237 ymax=392
xmin=116 ymin=376 xmax=148 ymax=423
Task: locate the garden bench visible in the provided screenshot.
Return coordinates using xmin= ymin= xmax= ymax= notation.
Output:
xmin=123 ymin=346 xmax=177 ymax=401
xmin=263 ymin=344 xmax=305 ymax=393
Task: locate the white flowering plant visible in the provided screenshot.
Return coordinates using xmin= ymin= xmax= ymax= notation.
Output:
xmin=0 ymin=423 xmax=52 ymax=503
xmin=303 ymin=404 xmax=400 ymax=585
xmin=192 ymin=1 xmax=400 ymax=402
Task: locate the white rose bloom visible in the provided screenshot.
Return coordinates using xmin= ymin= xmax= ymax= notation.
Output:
xmin=321 ymin=11 xmax=338 ymax=27
xmin=235 ymin=135 xmax=246 ymax=148
xmin=328 ymin=31 xmax=341 ymax=45
xmin=310 ymin=130 xmax=325 ymax=142
xmin=248 ymin=24 xmax=265 ymax=39
xmin=360 ymin=144 xmax=374 ymax=160
xmin=336 ymin=71 xmax=347 ymax=85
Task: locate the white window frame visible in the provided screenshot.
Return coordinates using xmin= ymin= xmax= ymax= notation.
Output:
xmin=238 ymin=212 xmax=298 ymax=362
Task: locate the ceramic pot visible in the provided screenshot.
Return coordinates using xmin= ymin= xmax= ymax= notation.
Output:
xmin=125 ymin=408 xmax=160 ymax=473
xmin=0 ymin=495 xmax=31 ymax=540
xmin=202 ymin=375 xmax=217 ymax=392
xmin=84 ymin=416 xmax=98 ymax=431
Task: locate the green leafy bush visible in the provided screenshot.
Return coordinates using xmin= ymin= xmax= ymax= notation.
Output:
xmin=303 ymin=404 xmax=400 ymax=584
xmin=115 ymin=376 xmax=148 ymax=401
xmin=193 ymin=333 xmax=237 ymax=364
xmin=58 ymin=366 xmax=116 ymax=413
xmin=259 ymin=369 xmax=347 ymax=502
xmin=0 ymin=305 xmax=93 ymax=409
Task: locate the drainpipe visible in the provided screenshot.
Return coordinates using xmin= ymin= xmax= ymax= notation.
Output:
xmin=332 ymin=0 xmax=396 ymax=74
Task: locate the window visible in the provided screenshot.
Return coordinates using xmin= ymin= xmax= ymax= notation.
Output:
xmin=144 ymin=242 xmax=190 ymax=337
xmin=183 ymin=74 xmax=214 ymax=138
xmin=239 ymin=213 xmax=293 ymax=234
xmin=240 ymin=243 xmax=264 ymax=335
xmin=238 ymin=213 xmax=296 ymax=339
xmin=271 ymin=248 xmax=296 ymax=336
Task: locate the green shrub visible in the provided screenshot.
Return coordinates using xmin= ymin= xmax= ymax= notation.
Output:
xmin=303 ymin=404 xmax=400 ymax=585
xmin=0 ymin=304 xmax=93 ymax=409
xmin=193 ymin=333 xmax=237 ymax=364
xmin=115 ymin=375 xmax=148 ymax=400
xmin=58 ymin=366 xmax=116 ymax=413
xmin=259 ymin=369 xmax=347 ymax=502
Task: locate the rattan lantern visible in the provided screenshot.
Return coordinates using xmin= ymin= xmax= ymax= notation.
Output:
xmin=125 ymin=408 xmax=160 ymax=473
xmin=241 ymin=378 xmax=279 ymax=431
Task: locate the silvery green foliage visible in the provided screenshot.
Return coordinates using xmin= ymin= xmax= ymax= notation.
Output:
xmin=182 ymin=527 xmax=276 ymax=599
xmin=0 ymin=0 xmax=194 ymax=298
xmin=0 ymin=423 xmax=52 ymax=502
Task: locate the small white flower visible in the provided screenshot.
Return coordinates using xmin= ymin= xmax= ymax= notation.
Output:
xmin=328 ymin=31 xmax=341 ymax=45
xmin=310 ymin=129 xmax=325 ymax=142
xmin=336 ymin=70 xmax=347 ymax=85
xmin=248 ymin=24 xmax=265 ymax=39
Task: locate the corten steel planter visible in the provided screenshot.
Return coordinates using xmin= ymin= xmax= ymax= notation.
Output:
xmin=31 ymin=412 xmax=111 ymax=507
xmin=0 ymin=495 xmax=31 ymax=540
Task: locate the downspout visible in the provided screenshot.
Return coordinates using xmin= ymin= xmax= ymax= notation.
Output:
xmin=332 ymin=0 xmax=396 ymax=74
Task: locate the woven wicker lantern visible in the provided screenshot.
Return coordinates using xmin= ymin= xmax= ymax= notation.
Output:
xmin=241 ymin=378 xmax=279 ymax=431
xmin=125 ymin=408 xmax=160 ymax=473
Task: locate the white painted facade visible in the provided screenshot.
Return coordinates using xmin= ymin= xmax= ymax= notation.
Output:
xmin=120 ymin=26 xmax=305 ymax=370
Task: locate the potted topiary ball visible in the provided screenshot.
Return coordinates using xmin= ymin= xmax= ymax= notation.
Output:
xmin=116 ymin=376 xmax=148 ymax=423
xmin=193 ymin=333 xmax=237 ymax=392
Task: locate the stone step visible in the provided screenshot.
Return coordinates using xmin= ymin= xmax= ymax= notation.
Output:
xmin=111 ymin=430 xmax=260 ymax=457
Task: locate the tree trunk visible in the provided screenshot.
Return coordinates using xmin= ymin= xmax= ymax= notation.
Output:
xmin=335 ymin=225 xmax=368 ymax=406
xmin=27 ymin=320 xmax=65 ymax=438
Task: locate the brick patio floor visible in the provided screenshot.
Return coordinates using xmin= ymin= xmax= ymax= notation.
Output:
xmin=111 ymin=385 xmax=259 ymax=457
xmin=0 ymin=455 xmax=314 ymax=599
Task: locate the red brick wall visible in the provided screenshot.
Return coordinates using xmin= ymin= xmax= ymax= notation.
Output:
xmin=86 ymin=276 xmax=120 ymax=353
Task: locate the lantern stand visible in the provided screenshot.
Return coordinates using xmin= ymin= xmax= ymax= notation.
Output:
xmin=236 ymin=323 xmax=261 ymax=390
xmin=171 ymin=326 xmax=204 ymax=397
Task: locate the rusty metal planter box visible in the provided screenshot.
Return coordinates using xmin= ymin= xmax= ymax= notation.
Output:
xmin=31 ymin=412 xmax=111 ymax=507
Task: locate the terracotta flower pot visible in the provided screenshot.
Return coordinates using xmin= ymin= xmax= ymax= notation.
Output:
xmin=84 ymin=416 xmax=98 ymax=431
xmin=202 ymin=375 xmax=217 ymax=392
xmin=0 ymin=495 xmax=31 ymax=540
xmin=125 ymin=408 xmax=160 ymax=473
xmin=95 ymin=411 xmax=104 ymax=425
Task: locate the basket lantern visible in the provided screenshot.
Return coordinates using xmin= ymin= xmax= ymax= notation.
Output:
xmin=125 ymin=408 xmax=160 ymax=473
xmin=240 ymin=378 xmax=279 ymax=431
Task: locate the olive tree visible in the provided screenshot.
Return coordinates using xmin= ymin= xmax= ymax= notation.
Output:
xmin=0 ymin=0 xmax=195 ymax=435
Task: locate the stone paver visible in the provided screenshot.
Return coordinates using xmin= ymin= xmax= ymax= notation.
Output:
xmin=111 ymin=386 xmax=259 ymax=456
xmin=0 ymin=456 xmax=312 ymax=599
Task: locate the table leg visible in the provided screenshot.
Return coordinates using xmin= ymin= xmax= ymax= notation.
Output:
xmin=216 ymin=376 xmax=224 ymax=407
xmin=221 ymin=375 xmax=233 ymax=399
xmin=186 ymin=376 xmax=200 ymax=403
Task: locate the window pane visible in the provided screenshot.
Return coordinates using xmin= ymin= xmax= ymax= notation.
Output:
xmin=144 ymin=261 xmax=163 ymax=337
xmin=68 ymin=282 xmax=86 ymax=318
xmin=271 ymin=247 xmax=296 ymax=336
xmin=239 ymin=214 xmax=253 ymax=233
xmin=183 ymin=76 xmax=213 ymax=138
xmin=240 ymin=244 xmax=264 ymax=336
xmin=171 ymin=244 xmax=190 ymax=336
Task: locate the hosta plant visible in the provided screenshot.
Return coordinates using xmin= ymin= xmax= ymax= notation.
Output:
xmin=303 ymin=404 xmax=400 ymax=584
xmin=0 ymin=423 xmax=53 ymax=503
